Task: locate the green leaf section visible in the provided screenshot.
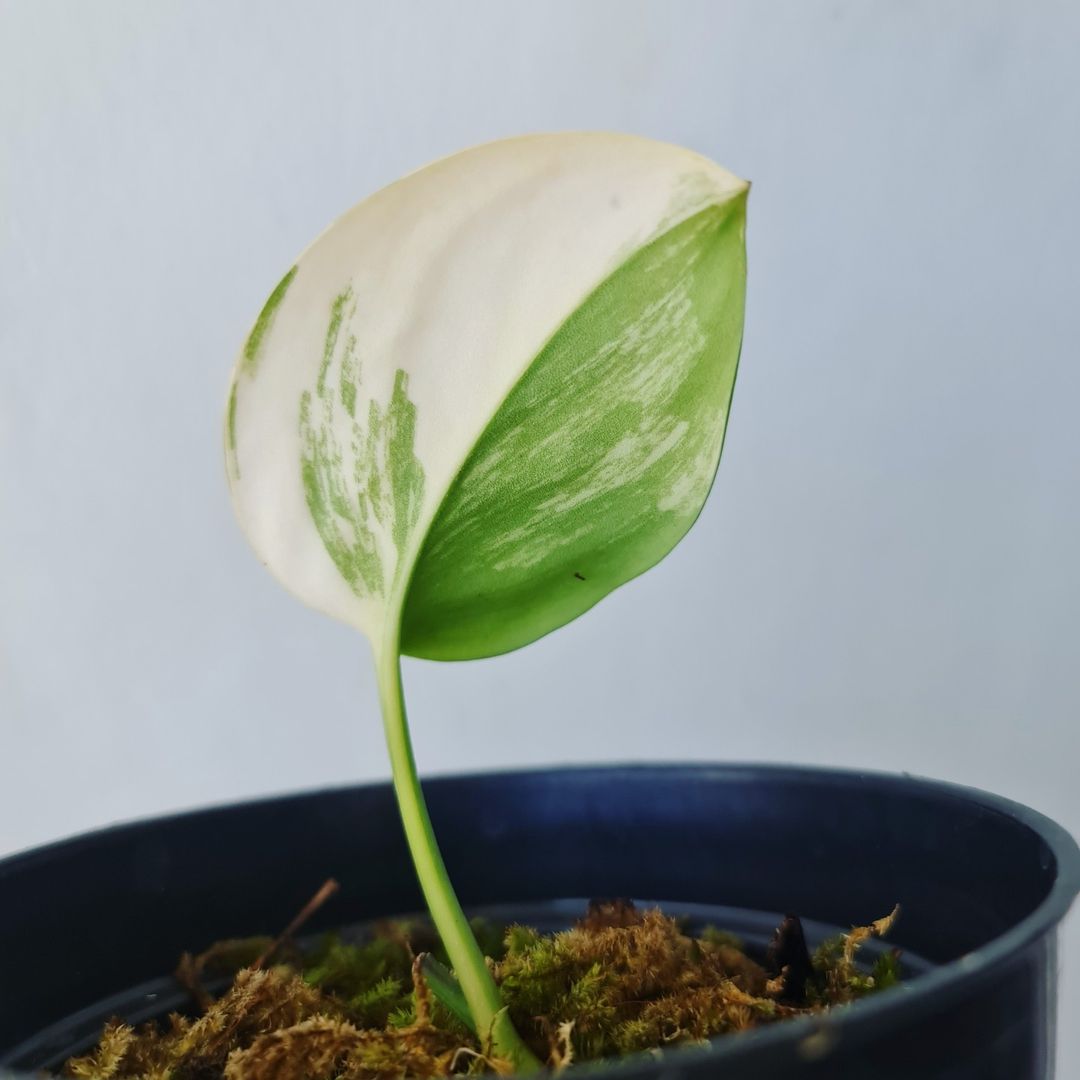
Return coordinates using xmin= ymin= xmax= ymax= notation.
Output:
xmin=242 ymin=265 xmax=297 ymax=376
xmin=226 ymin=383 xmax=239 ymax=454
xmin=401 ymin=193 xmax=747 ymax=660
xmin=299 ymin=287 xmax=426 ymax=600
xmin=228 ymin=266 xmax=298 ymax=480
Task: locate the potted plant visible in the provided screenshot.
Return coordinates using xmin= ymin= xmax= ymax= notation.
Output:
xmin=1 ymin=133 xmax=1077 ymax=1080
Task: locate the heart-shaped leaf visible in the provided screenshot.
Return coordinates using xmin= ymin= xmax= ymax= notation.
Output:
xmin=226 ymin=133 xmax=747 ymax=654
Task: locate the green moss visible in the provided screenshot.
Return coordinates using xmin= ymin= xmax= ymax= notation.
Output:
xmin=304 ymin=932 xmax=413 ymax=1000
xmin=62 ymin=902 xmax=901 ymax=1079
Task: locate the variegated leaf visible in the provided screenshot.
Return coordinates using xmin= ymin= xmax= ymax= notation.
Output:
xmin=226 ymin=133 xmax=748 ymax=657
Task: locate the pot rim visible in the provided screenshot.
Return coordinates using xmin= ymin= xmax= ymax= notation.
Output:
xmin=2 ymin=762 xmax=1078 ymax=1076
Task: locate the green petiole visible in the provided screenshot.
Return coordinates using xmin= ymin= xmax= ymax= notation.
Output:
xmin=375 ymin=635 xmax=540 ymax=1072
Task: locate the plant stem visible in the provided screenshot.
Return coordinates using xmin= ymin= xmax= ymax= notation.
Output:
xmin=374 ymin=639 xmax=540 ymax=1073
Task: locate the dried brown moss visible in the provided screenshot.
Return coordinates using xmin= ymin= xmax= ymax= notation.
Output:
xmin=62 ymin=901 xmax=901 ymax=1079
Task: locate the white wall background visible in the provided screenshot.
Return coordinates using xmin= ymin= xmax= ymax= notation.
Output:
xmin=2 ymin=0 xmax=1078 ymax=1071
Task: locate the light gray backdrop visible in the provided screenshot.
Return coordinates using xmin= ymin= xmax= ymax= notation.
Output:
xmin=2 ymin=0 xmax=1077 ymax=1073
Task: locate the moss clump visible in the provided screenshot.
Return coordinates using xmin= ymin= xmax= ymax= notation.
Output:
xmin=62 ymin=900 xmax=900 ymax=1079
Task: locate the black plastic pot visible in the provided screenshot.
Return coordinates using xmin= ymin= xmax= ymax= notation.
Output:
xmin=1 ymin=765 xmax=1077 ymax=1079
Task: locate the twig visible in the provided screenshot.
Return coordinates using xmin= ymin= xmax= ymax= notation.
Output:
xmin=253 ymin=878 xmax=341 ymax=969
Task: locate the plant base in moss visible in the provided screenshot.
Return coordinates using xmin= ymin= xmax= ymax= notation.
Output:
xmin=62 ymin=899 xmax=899 ymax=1079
